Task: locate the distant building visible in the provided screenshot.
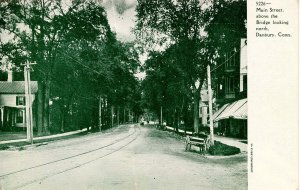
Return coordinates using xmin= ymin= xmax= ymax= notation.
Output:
xmin=239 ymin=39 xmax=247 ymax=95
xmin=199 ymin=89 xmax=208 ymax=126
xmin=0 ymin=71 xmax=38 ymax=131
xmin=213 ymin=38 xmax=247 ymax=139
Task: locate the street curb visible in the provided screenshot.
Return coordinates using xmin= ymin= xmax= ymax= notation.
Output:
xmin=0 ymin=129 xmax=88 ymax=146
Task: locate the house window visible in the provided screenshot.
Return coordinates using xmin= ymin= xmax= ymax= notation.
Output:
xmin=243 ymin=75 xmax=247 ymax=92
xmin=16 ymin=96 xmax=26 ymax=106
xmin=225 ymin=51 xmax=236 ymax=69
xmin=231 ymin=51 xmax=236 ymax=67
xmin=16 ymin=109 xmax=24 ymax=123
xmin=216 ymin=81 xmax=224 ymax=99
xmin=225 ymin=77 xmax=235 ymax=93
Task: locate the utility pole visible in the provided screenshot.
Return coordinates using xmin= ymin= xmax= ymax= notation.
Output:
xmin=207 ymin=64 xmax=214 ymax=146
xmin=23 ymin=61 xmax=35 ymax=144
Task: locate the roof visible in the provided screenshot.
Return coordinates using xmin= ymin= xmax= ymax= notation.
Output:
xmin=213 ymin=103 xmax=230 ymax=120
xmin=0 ymin=81 xmax=38 ymax=94
xmin=213 ymin=98 xmax=247 ymax=122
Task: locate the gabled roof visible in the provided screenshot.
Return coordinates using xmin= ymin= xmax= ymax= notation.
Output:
xmin=0 ymin=81 xmax=38 ymax=94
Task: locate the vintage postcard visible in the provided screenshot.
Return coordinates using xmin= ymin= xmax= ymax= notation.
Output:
xmin=0 ymin=0 xmax=298 ymax=189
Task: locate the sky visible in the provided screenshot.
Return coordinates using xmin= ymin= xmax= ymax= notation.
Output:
xmin=1 ymin=0 xmax=146 ymax=78
xmin=101 ymin=0 xmax=137 ymax=42
xmin=101 ymin=0 xmax=146 ymax=79
xmin=0 ymin=0 xmax=137 ymax=42
xmin=100 ymin=0 xmax=146 ymax=79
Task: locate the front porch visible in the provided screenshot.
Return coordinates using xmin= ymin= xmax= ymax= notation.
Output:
xmin=0 ymin=106 xmax=26 ymax=131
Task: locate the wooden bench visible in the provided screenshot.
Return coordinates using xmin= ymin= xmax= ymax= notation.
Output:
xmin=185 ymin=134 xmax=210 ymax=152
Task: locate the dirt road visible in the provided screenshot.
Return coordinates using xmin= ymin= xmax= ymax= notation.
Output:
xmin=0 ymin=124 xmax=247 ymax=190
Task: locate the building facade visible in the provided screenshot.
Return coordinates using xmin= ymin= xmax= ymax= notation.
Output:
xmin=213 ymin=38 xmax=247 ymax=139
xmin=199 ymin=89 xmax=209 ymax=126
xmin=0 ymin=72 xmax=38 ymax=131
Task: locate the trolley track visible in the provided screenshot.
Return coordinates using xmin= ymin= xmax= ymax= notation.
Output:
xmin=0 ymin=124 xmax=141 ymax=190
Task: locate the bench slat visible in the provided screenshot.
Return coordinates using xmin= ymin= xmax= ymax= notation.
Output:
xmin=189 ymin=138 xmax=204 ymax=142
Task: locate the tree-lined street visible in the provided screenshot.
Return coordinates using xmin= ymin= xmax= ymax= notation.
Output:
xmin=0 ymin=124 xmax=247 ymax=190
xmin=0 ymin=0 xmax=247 ymax=189
xmin=0 ymin=0 xmax=246 ymax=136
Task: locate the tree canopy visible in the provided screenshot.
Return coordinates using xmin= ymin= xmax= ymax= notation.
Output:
xmin=135 ymin=0 xmax=247 ymax=133
xmin=0 ymin=0 xmax=142 ymax=134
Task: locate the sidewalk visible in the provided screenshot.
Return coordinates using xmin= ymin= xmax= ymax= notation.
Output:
xmin=165 ymin=126 xmax=247 ymax=153
xmin=0 ymin=129 xmax=88 ymax=145
xmin=0 ymin=132 xmax=26 ymax=142
xmin=214 ymin=136 xmax=247 ymax=153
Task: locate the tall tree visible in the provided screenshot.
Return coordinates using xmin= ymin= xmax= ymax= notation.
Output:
xmin=1 ymin=0 xmax=140 ymax=134
xmin=204 ymin=0 xmax=247 ymax=105
xmin=135 ymin=0 xmax=209 ymax=133
xmin=203 ymin=0 xmax=247 ymax=61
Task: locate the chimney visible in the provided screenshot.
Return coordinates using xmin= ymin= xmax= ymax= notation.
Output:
xmin=7 ymin=70 xmax=13 ymax=82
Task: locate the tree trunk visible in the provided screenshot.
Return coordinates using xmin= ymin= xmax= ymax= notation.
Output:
xmin=98 ymin=95 xmax=102 ymax=131
xmin=193 ymin=87 xmax=200 ymax=134
xmin=60 ymin=111 xmax=65 ymax=132
xmin=104 ymin=97 xmax=108 ymax=128
xmin=111 ymin=105 xmax=114 ymax=127
xmin=177 ymin=115 xmax=180 ymax=134
xmin=43 ymin=79 xmax=50 ymax=135
xmin=117 ymin=106 xmax=119 ymax=126
xmin=128 ymin=109 xmax=130 ymax=123
xmin=123 ymin=107 xmax=126 ymax=123
xmin=160 ymin=106 xmax=163 ymax=126
xmin=179 ymin=96 xmax=186 ymax=135
xmin=37 ymin=82 xmax=44 ymax=136
xmin=174 ymin=109 xmax=179 ymax=133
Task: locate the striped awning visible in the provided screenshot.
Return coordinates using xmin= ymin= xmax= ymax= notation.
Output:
xmin=213 ymin=98 xmax=247 ymax=122
xmin=213 ymin=103 xmax=229 ymax=121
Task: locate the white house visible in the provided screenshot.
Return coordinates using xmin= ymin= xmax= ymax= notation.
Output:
xmin=0 ymin=71 xmax=38 ymax=131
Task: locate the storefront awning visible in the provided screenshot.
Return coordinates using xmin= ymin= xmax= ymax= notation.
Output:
xmin=213 ymin=98 xmax=247 ymax=122
xmin=212 ymin=103 xmax=229 ymax=121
